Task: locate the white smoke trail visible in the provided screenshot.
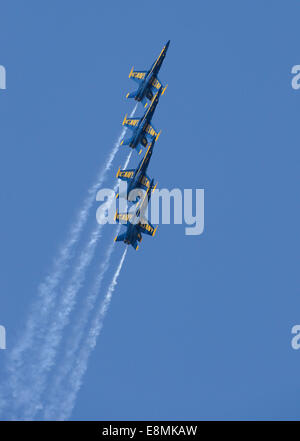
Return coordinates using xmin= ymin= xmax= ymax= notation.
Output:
xmin=4 ymin=104 xmax=137 ymax=418
xmin=55 ymin=247 xmax=128 ymax=421
xmin=43 ymin=227 xmax=121 ymax=420
xmin=19 ymin=227 xmax=105 ymax=419
xmin=16 ymin=149 xmax=132 ymax=420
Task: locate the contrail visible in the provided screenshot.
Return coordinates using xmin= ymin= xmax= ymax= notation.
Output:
xmin=43 ymin=227 xmax=121 ymax=420
xmin=4 ymin=104 xmax=137 ymax=418
xmin=54 ymin=247 xmax=128 ymax=421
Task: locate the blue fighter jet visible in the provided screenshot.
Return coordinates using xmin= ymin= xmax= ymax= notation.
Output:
xmin=121 ymin=87 xmax=162 ymax=154
xmin=114 ymin=180 xmax=157 ymax=251
xmin=126 ymin=41 xmax=170 ymax=107
xmin=116 ymin=138 xmax=157 ymax=201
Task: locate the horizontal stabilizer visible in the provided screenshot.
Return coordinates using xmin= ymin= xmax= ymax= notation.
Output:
xmin=131 ymin=241 xmax=139 ymax=250
xmin=126 ymin=91 xmax=137 ymax=99
xmin=120 ymin=136 xmax=133 ymax=147
xmin=114 ymin=233 xmax=126 ymax=242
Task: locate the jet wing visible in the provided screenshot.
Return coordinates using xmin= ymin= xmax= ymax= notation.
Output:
xmin=116 ymin=168 xmax=135 ymax=181
xmin=144 ymin=123 xmax=161 ymax=140
xmin=151 ymin=76 xmax=163 ymax=91
xmin=122 ymin=114 xmax=140 ymax=130
xmin=129 ymin=68 xmax=147 ymax=83
xmin=139 ymin=218 xmax=157 ymax=236
xmin=138 ymin=173 xmax=151 ymax=190
xmin=115 ymin=212 xmax=134 ymax=224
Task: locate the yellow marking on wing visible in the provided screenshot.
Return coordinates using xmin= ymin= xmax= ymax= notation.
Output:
xmin=116 ymin=167 xmax=120 ymax=178
xmin=145 ymin=125 xmax=157 ymax=137
xmin=153 ymin=226 xmax=158 ymax=236
xmin=126 ymin=93 xmax=129 ymax=99
xmin=129 ymin=66 xmax=134 ymax=78
xmin=122 ymin=114 xmax=127 ymax=126
xmin=151 ymin=78 xmax=162 ymax=89
xmin=120 ymin=170 xmax=134 ymax=178
xmin=155 ymin=130 xmax=161 ymax=141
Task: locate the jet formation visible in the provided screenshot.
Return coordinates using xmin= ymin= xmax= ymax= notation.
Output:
xmin=114 ymin=41 xmax=170 ymax=250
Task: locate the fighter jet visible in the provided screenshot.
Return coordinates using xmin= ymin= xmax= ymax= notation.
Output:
xmin=121 ymin=87 xmax=162 ymax=154
xmin=114 ymin=180 xmax=157 ymax=250
xmin=116 ymin=138 xmax=157 ymax=201
xmin=126 ymin=41 xmax=170 ymax=107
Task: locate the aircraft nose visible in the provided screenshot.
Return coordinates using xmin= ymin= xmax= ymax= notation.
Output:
xmin=165 ymin=40 xmax=170 ymax=49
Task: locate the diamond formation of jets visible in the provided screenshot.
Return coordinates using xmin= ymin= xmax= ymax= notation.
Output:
xmin=115 ymin=41 xmax=170 ymax=250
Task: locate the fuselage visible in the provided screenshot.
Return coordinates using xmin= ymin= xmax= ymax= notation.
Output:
xmin=124 ymin=223 xmax=140 ymax=245
xmin=129 ymin=91 xmax=161 ymax=149
xmin=123 ymin=180 xmax=154 ymax=248
xmin=135 ymin=40 xmax=170 ymax=102
xmin=127 ymin=142 xmax=154 ymax=197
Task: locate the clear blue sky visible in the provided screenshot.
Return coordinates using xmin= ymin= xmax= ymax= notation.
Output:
xmin=0 ymin=0 xmax=300 ymax=420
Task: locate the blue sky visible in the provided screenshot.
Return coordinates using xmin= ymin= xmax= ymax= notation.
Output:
xmin=0 ymin=0 xmax=300 ymax=420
